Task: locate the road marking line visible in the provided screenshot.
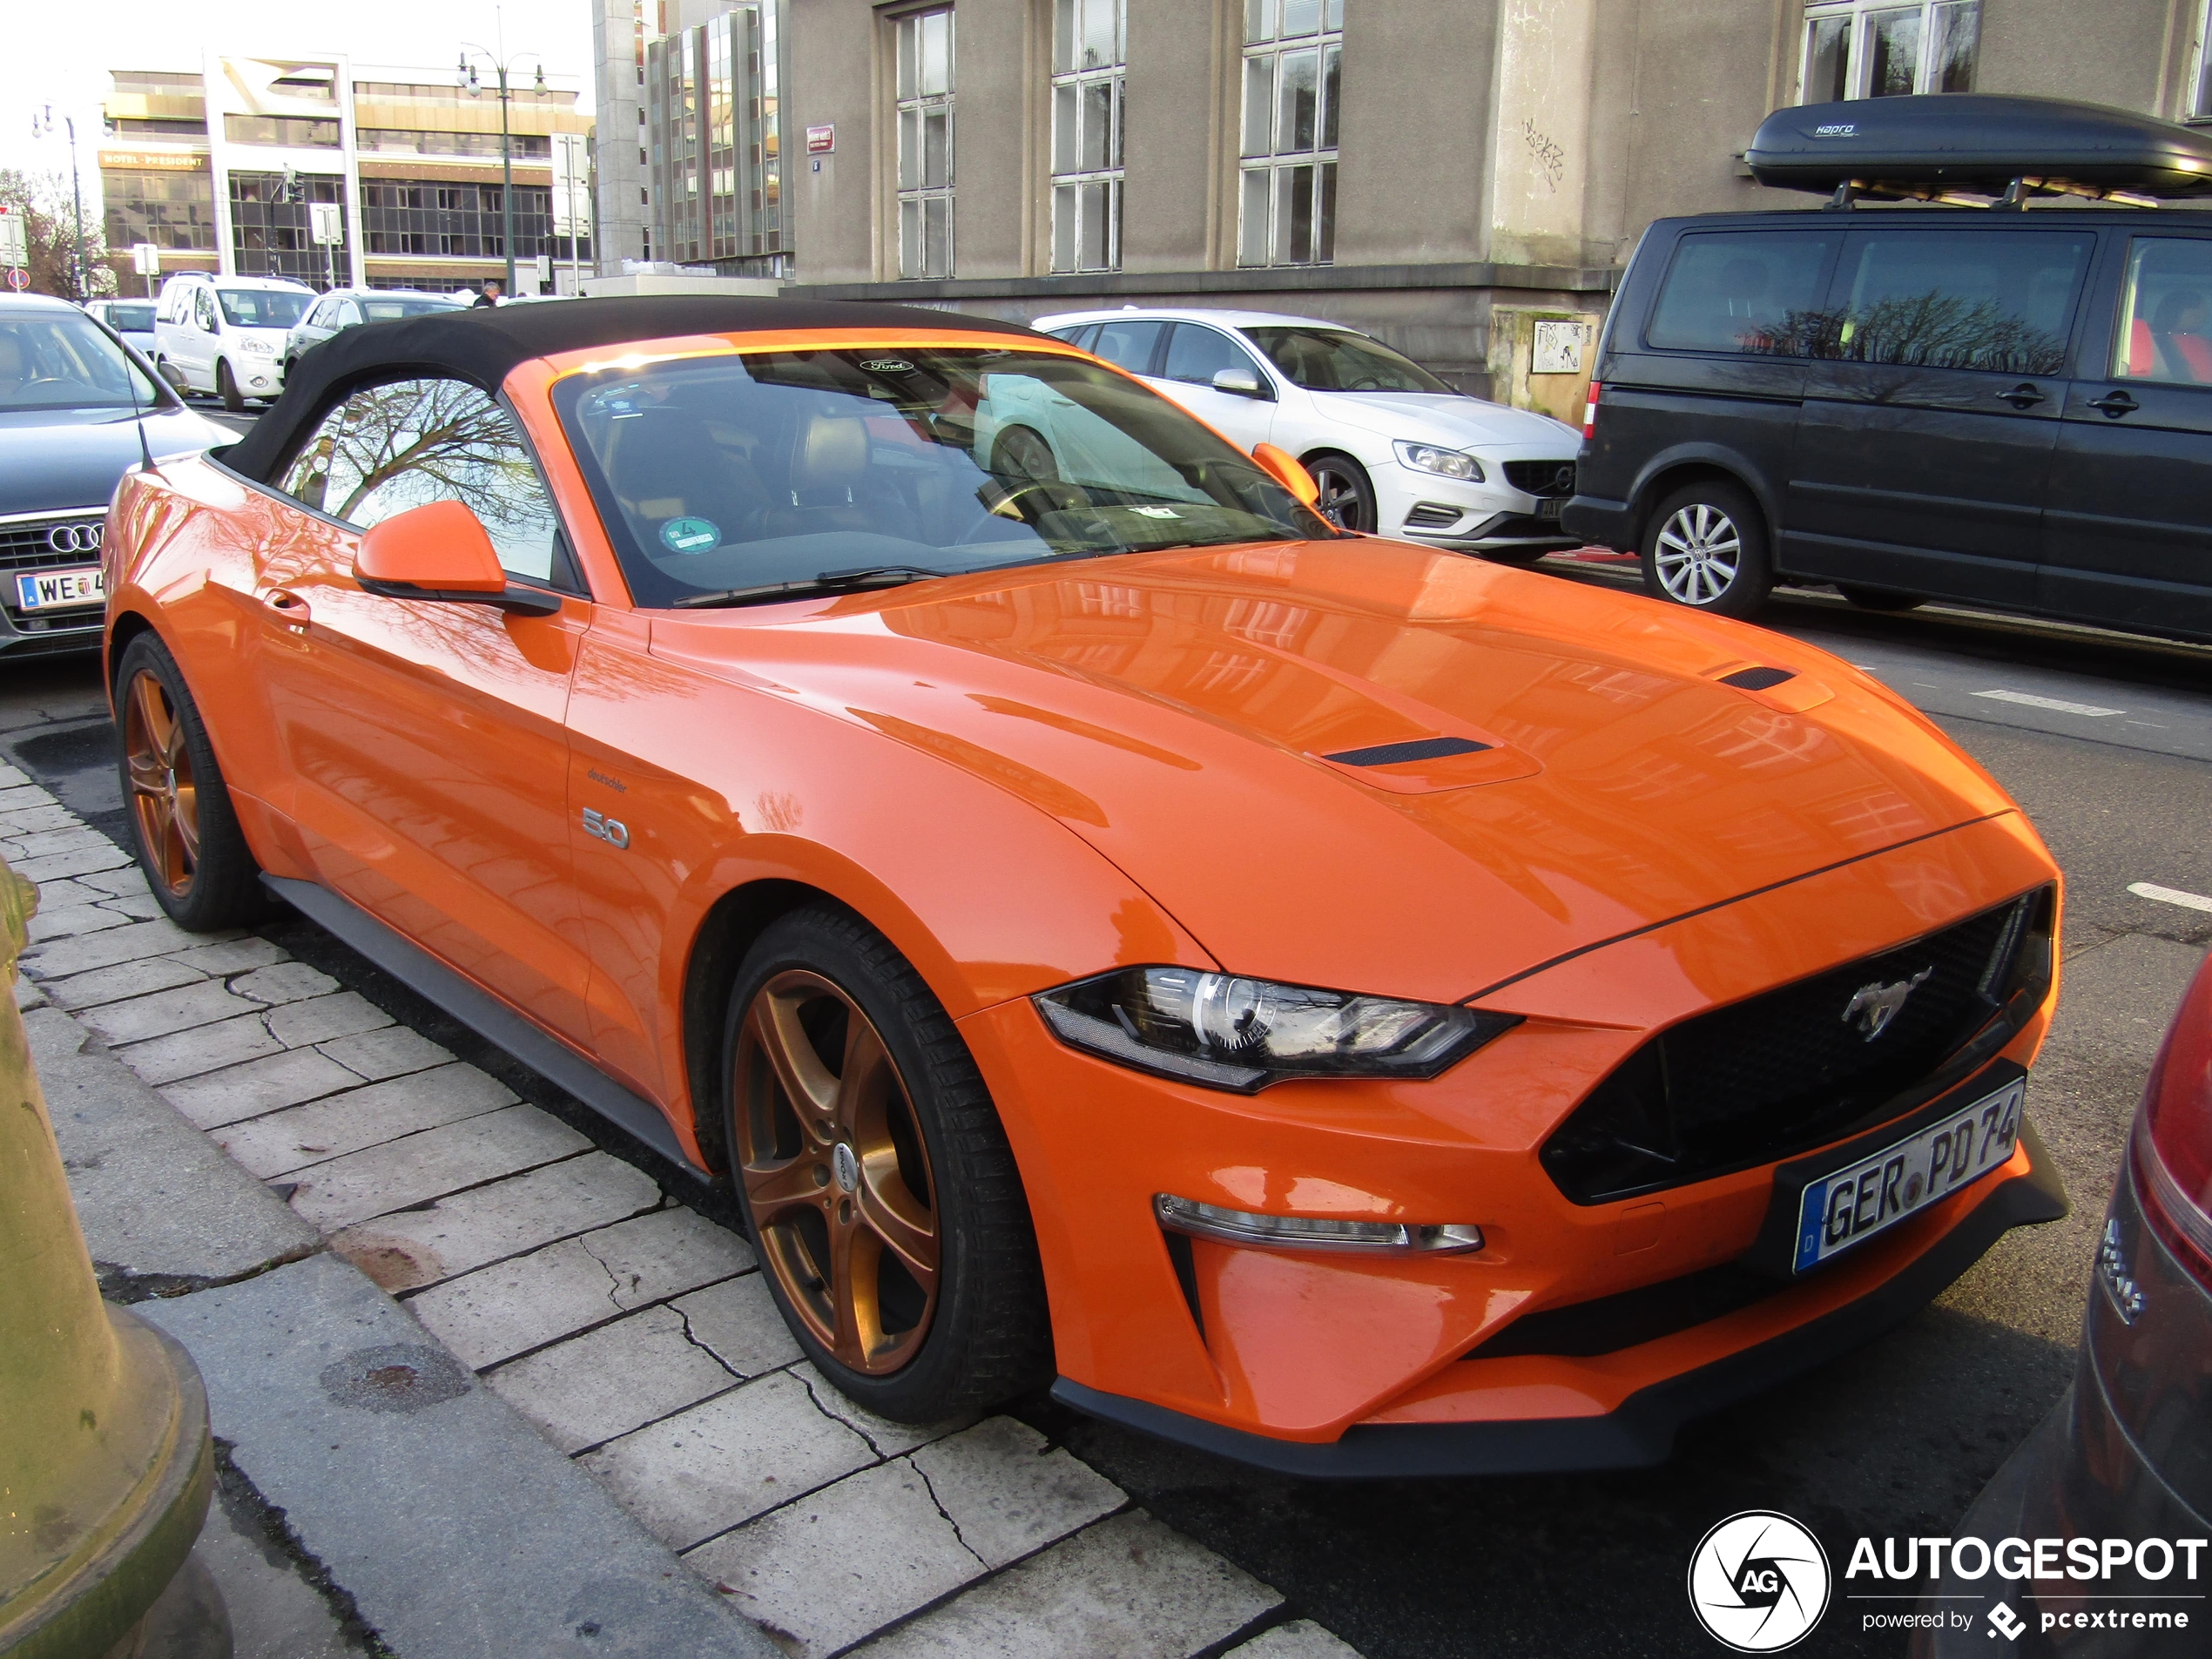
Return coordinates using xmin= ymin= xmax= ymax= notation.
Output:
xmin=1973 ymin=689 xmax=2124 ymax=717
xmin=2124 ymin=720 xmax=2168 ymax=729
xmin=2130 ymin=882 xmax=2212 ymax=914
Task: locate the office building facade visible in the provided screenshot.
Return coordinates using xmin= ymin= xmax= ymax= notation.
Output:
xmin=101 ymin=53 xmax=593 ymax=294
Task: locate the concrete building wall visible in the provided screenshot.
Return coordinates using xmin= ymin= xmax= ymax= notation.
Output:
xmin=786 ymin=1 xmax=880 ymax=284
xmin=593 ymin=0 xmax=650 ymax=272
xmin=1121 ymin=0 xmax=1238 ymax=272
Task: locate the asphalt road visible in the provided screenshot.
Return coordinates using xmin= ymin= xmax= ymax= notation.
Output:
xmin=11 ymin=511 xmax=2207 ymax=1659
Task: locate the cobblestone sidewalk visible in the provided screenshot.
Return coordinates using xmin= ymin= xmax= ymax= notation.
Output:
xmin=9 ymin=764 xmax=1362 ymax=1659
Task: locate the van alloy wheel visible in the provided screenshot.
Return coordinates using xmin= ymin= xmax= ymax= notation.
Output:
xmin=123 ymin=669 xmax=199 ymax=899
xmin=1653 ymin=502 xmax=1743 ymax=604
xmin=732 ymin=968 xmax=940 ymax=1374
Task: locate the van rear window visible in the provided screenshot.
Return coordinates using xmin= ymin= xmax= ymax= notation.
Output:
xmin=1646 ymin=231 xmax=1841 ymax=355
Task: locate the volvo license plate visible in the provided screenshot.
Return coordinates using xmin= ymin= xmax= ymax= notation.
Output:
xmin=1792 ymin=1076 xmax=2024 ymax=1272
xmin=17 ymin=567 xmax=105 ymax=611
xmin=1538 ymin=497 xmax=1565 ymax=521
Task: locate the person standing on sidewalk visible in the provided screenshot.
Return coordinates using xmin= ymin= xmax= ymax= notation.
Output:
xmin=474 ymin=280 xmax=502 ymax=309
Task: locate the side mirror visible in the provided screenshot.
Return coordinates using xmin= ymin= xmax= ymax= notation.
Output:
xmin=1251 ymin=442 xmax=1320 ymax=509
xmin=1211 ymin=368 xmax=1269 ymax=399
xmin=353 ymin=500 xmax=559 ymax=615
xmin=157 ymin=361 xmax=190 ymax=395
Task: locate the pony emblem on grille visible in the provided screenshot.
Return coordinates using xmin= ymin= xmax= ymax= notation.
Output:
xmin=1841 ymin=967 xmax=1932 ymax=1041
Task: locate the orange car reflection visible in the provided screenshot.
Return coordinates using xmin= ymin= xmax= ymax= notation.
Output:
xmin=102 ymin=299 xmax=2064 ymax=1475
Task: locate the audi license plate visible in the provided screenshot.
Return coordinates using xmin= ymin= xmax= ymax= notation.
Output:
xmin=17 ymin=567 xmax=105 ymax=611
xmin=1538 ymin=497 xmax=1565 ymax=521
xmin=1792 ymin=1076 xmax=2024 ymax=1272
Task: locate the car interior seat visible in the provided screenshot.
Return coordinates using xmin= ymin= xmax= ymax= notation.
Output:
xmin=759 ymin=408 xmax=921 ymax=542
xmin=611 ymin=410 xmax=767 ymax=550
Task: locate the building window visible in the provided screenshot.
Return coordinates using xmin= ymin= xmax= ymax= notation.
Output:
xmin=1238 ymin=0 xmax=1341 ymax=268
xmin=102 ymin=167 xmax=218 ymax=253
xmin=895 ymin=7 xmax=954 ymax=279
xmin=356 ymin=129 xmax=552 ymax=159
xmin=360 ymin=179 xmax=559 ymax=263
xmin=222 ymin=113 xmax=341 ymax=148
xmin=2194 ymin=3 xmax=2212 ymax=118
xmin=1801 ymin=2 xmax=1978 ymax=102
xmin=1050 ymin=0 xmax=1123 ymax=273
xmin=228 ymin=171 xmax=347 ymax=283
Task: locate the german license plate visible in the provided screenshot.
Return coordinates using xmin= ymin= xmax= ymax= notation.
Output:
xmin=17 ymin=566 xmax=105 ymax=611
xmin=1538 ymin=497 xmax=1565 ymax=521
xmin=1792 ymin=1076 xmax=2024 ymax=1272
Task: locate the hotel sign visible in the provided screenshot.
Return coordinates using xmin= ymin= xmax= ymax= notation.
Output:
xmin=100 ymin=150 xmax=207 ymax=172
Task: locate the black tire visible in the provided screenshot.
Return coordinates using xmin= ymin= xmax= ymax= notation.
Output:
xmin=113 ymin=632 xmax=273 ymax=931
xmin=1838 ymin=584 xmax=1923 ymax=612
xmin=720 ymin=903 xmax=1050 ymax=1422
xmin=1640 ymin=480 xmax=1772 ymax=619
xmin=216 ymin=359 xmax=244 ymax=413
xmin=1305 ymin=452 xmax=1376 ymax=532
xmin=991 ymin=425 xmax=1058 ymax=482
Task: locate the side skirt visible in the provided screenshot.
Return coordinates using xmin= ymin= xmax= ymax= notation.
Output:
xmin=262 ymin=874 xmax=711 ymax=1183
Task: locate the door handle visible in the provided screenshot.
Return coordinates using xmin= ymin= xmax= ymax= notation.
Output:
xmin=262 ymin=589 xmax=313 ymax=631
xmin=2085 ymin=389 xmax=2138 ymax=418
xmin=1992 ymin=383 xmax=2046 ymax=408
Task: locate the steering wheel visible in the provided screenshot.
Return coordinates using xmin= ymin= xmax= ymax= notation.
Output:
xmin=1345 ymin=374 xmax=1386 ymax=391
xmin=951 ymin=477 xmax=1109 ymax=547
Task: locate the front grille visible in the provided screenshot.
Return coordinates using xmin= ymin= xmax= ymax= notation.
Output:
xmin=1403 ymin=502 xmax=1465 ymax=530
xmin=0 ymin=514 xmax=105 ymax=573
xmin=1541 ymin=886 xmax=2054 ymax=1204
xmin=1503 ymin=460 xmax=1575 ymax=498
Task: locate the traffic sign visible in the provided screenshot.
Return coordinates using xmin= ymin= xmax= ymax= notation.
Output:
xmin=0 ymin=212 xmax=25 ymax=270
xmin=132 ymin=242 xmax=161 ymax=276
xmin=308 ymin=202 xmax=343 ymax=246
xmin=6 ymin=268 xmax=28 ymax=293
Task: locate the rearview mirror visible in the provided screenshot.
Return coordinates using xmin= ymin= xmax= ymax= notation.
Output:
xmin=1211 ymin=368 xmax=1269 ymax=399
xmin=157 ymin=361 xmax=190 ymax=395
xmin=1251 ymin=442 xmax=1321 ymax=510
xmin=353 ymin=500 xmax=559 ymax=615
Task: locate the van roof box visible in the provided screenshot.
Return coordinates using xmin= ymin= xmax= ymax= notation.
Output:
xmin=1744 ymin=95 xmax=2212 ymax=205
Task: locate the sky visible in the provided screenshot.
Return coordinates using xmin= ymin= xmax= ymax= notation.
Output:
xmin=0 ymin=0 xmax=597 ymax=219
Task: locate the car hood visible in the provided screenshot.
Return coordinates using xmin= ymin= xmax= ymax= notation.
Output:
xmin=651 ymin=538 xmax=2016 ymax=1006
xmin=1304 ymin=391 xmax=1579 ymax=453
xmin=0 ymin=407 xmax=226 ymax=517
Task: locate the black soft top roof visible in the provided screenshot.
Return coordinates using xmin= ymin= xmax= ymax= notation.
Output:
xmin=226 ymin=293 xmax=1042 ymax=482
xmin=1746 ymin=94 xmax=2212 ymax=199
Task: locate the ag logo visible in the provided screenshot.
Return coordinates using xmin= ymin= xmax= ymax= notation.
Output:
xmin=1688 ymin=1511 xmax=1831 ymax=1652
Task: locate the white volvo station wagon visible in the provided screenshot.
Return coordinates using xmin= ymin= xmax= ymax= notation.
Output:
xmin=1034 ymin=306 xmax=1584 ymax=562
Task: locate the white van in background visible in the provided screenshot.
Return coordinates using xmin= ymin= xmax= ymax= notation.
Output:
xmin=152 ymin=273 xmax=315 ymax=410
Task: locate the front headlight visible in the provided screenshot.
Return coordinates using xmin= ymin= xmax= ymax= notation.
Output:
xmin=239 ymin=338 xmax=275 ymax=354
xmin=1034 ymin=966 xmax=1520 ymax=1093
xmin=1392 ymin=440 xmax=1484 ymax=482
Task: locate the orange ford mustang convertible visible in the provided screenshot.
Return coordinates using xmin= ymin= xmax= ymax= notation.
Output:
xmin=102 ymin=297 xmax=2065 ymax=1475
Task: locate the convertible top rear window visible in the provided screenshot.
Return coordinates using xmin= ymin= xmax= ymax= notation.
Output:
xmin=554 ymin=345 xmax=1332 ymax=608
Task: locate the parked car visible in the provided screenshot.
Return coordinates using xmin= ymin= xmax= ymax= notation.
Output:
xmin=1912 ymin=948 xmax=2210 ymax=1656
xmin=282 ymin=287 xmax=467 ymax=378
xmin=1566 ymin=94 xmax=2212 ymax=643
xmin=152 ymin=273 xmax=315 ymax=411
xmin=1034 ymin=307 xmax=1584 ymax=562
xmin=107 ymin=295 xmax=2066 ymax=1472
xmin=84 ymin=299 xmax=158 ymax=360
xmin=0 ymin=293 xmax=226 ymax=657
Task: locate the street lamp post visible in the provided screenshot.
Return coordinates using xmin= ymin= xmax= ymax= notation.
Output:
xmin=458 ymin=37 xmax=545 ymax=300
xmin=30 ymin=107 xmax=89 ymax=302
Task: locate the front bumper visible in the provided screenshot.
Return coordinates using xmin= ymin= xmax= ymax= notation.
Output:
xmin=1560 ymin=494 xmax=1633 ymax=551
xmin=961 ymin=813 xmax=2063 ymax=1473
xmin=1060 ymin=1120 xmax=2064 ymax=1477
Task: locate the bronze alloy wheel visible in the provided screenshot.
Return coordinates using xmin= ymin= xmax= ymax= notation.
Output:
xmin=123 ymin=668 xmax=199 ymax=898
xmin=732 ymin=968 xmax=940 ymax=1373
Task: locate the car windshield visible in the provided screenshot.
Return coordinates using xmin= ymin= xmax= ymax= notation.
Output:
xmin=556 ymin=345 xmax=1333 ymax=607
xmin=1242 ymin=326 xmax=1454 ymax=395
xmin=359 ymin=296 xmax=462 ymax=322
xmin=108 ymin=303 xmax=156 ymax=332
xmin=0 ymin=310 xmax=164 ymax=410
xmin=218 ymin=289 xmax=311 ymax=329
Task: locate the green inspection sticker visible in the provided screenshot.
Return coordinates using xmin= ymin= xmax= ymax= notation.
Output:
xmin=659 ymin=516 xmax=719 ymax=553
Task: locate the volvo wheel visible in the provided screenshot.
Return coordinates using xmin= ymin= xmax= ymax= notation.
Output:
xmin=1306 ymin=453 xmax=1376 ymax=533
xmin=721 ymin=903 xmax=1049 ymax=1422
xmin=115 ymin=633 xmax=273 ymax=931
xmin=1642 ymin=481 xmax=1772 ymax=619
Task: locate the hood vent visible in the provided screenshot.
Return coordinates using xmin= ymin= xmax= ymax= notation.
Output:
xmin=1718 ymin=666 xmax=1797 ymax=691
xmin=1324 ymin=736 xmax=1493 ymax=767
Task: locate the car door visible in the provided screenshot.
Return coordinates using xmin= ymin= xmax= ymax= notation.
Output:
xmin=2040 ymin=231 xmax=2212 ymax=638
xmin=1155 ymin=322 xmax=1277 ymax=450
xmin=182 ymin=286 xmax=219 ymax=388
xmin=1086 ymin=317 xmax=1169 ymax=388
xmin=1784 ymin=224 xmax=2097 ymax=606
xmin=257 ymin=374 xmax=597 ymax=1042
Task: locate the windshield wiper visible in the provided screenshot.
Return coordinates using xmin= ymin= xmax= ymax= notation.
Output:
xmin=671 ymin=565 xmax=946 ymax=610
